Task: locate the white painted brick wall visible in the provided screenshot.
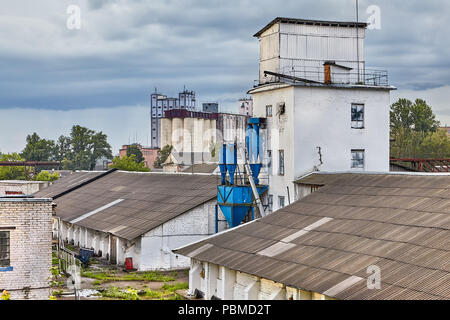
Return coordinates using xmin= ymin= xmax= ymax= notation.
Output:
xmin=0 ymin=199 xmax=53 ymax=300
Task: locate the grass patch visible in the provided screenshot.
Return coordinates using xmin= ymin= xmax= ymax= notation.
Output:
xmin=161 ymin=282 xmax=189 ymax=292
xmin=142 ymin=288 xmax=184 ymax=300
xmin=52 ymin=290 xmax=64 ymax=298
xmin=141 ymin=282 xmax=188 ymax=300
xmin=81 ymin=270 xmax=175 ymax=283
xmin=101 ymin=287 xmax=140 ymax=300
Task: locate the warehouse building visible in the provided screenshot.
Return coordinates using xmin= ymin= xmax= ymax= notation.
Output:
xmin=175 ymin=173 xmax=450 ymax=300
xmin=35 ymin=170 xmax=227 ymax=271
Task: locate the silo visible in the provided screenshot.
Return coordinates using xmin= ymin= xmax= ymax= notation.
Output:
xmin=211 ymin=119 xmax=217 ymax=145
xmin=203 ymin=119 xmax=211 ymax=152
xmin=160 ymin=118 xmax=172 ymax=148
xmin=183 ymin=117 xmax=195 ymax=154
xmin=172 ymin=118 xmax=184 ymax=153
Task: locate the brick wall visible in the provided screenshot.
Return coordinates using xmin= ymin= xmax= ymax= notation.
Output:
xmin=0 ymin=199 xmax=53 ymax=300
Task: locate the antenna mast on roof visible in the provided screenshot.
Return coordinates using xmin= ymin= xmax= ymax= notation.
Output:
xmin=355 ymin=0 xmax=361 ymax=83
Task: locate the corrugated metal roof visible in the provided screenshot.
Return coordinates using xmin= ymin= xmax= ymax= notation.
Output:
xmin=182 ymin=164 xmax=218 ymax=174
xmin=175 ymin=173 xmax=450 ymax=300
xmin=254 ymin=17 xmax=368 ymax=38
xmin=34 ymin=170 xmax=112 ymax=199
xmin=52 ymin=171 xmax=218 ymax=240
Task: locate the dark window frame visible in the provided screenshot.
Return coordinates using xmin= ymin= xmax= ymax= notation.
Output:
xmin=266 ymin=105 xmax=273 ymax=117
xmin=279 ymin=196 xmax=285 ymax=209
xmin=0 ymin=231 xmax=10 ymax=267
xmin=279 ymin=150 xmax=285 ymax=176
xmin=351 ymin=104 xmax=365 ymax=129
xmin=351 ymin=149 xmax=365 ymax=169
xmin=268 ymin=195 xmax=273 ymax=213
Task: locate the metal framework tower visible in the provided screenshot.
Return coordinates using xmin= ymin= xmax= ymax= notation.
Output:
xmin=216 ymin=118 xmax=268 ymax=230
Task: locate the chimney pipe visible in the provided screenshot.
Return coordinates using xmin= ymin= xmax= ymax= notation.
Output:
xmin=324 ymin=62 xmax=332 ymax=85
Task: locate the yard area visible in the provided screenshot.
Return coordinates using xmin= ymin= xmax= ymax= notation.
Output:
xmin=51 ymin=249 xmax=189 ymax=301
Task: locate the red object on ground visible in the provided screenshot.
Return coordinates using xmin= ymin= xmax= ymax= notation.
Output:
xmin=125 ymin=257 xmax=133 ymax=271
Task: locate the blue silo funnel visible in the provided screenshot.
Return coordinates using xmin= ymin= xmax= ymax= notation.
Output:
xmin=219 ymin=205 xmax=252 ymax=228
xmin=249 ymin=164 xmax=263 ymax=185
xmin=225 ymin=144 xmax=237 ymax=185
xmin=219 ymin=144 xmax=227 ymax=185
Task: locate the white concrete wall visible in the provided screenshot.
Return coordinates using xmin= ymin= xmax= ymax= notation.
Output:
xmin=251 ymin=85 xmax=295 ymax=212
xmin=188 ymin=260 xmax=333 ymax=300
xmin=293 ymin=86 xmax=391 ymax=177
xmin=0 ymin=181 xmax=49 ymax=196
xmin=140 ymin=199 xmax=226 ymax=271
xmin=60 ymin=221 xmax=127 ymax=265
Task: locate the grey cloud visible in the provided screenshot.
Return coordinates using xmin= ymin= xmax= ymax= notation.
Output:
xmin=0 ymin=0 xmax=449 ymax=109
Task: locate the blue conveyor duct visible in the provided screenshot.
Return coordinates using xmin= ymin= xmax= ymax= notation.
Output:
xmin=225 ymin=144 xmax=237 ymax=185
xmin=219 ymin=144 xmax=227 ymax=185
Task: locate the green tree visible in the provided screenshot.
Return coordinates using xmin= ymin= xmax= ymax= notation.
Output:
xmin=153 ymin=145 xmax=173 ymax=169
xmin=0 ymin=153 xmax=26 ymax=180
xmin=34 ymin=171 xmax=60 ymax=182
xmin=110 ymin=155 xmax=150 ymax=172
xmin=390 ymin=98 xmax=446 ymax=159
xmin=69 ymin=125 xmax=113 ymax=170
xmin=390 ymin=98 xmax=440 ymax=133
xmin=21 ymin=133 xmax=56 ymax=162
xmin=90 ymin=131 xmax=113 ymax=170
xmin=126 ymin=145 xmax=144 ymax=163
xmin=54 ymin=135 xmax=72 ymax=169
xmin=419 ymin=130 xmax=450 ymax=158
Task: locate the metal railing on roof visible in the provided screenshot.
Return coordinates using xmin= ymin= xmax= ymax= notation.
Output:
xmin=255 ymin=66 xmax=389 ymax=87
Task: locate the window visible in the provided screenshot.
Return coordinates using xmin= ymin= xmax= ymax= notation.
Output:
xmin=266 ymin=105 xmax=273 ymax=117
xmin=268 ymin=195 xmax=273 ymax=213
xmin=279 ymin=150 xmax=285 ymax=176
xmin=351 ymin=150 xmax=365 ymax=169
xmin=279 ymin=196 xmax=285 ymax=209
xmin=351 ymin=104 xmax=365 ymax=129
xmin=0 ymin=231 xmax=10 ymax=267
xmin=267 ymin=150 xmax=272 ymax=172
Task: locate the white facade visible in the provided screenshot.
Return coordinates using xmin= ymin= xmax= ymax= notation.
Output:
xmin=238 ymin=99 xmax=253 ymax=116
xmin=0 ymin=180 xmax=50 ymax=196
xmin=189 ymin=260 xmax=333 ymax=300
xmin=58 ymin=199 xmax=227 ymax=271
xmin=251 ymin=84 xmax=391 ymax=212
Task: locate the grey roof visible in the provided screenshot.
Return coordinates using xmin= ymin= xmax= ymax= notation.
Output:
xmin=175 ymin=173 xmax=450 ymax=300
xmin=34 ymin=170 xmax=111 ymax=199
xmin=182 ymin=164 xmax=218 ymax=174
xmin=52 ymin=171 xmax=218 ymax=241
xmin=254 ymin=17 xmax=368 ymax=38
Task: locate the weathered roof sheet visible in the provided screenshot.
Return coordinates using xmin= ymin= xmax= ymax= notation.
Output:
xmin=254 ymin=17 xmax=368 ymax=38
xmin=52 ymin=171 xmax=217 ymax=240
xmin=34 ymin=170 xmax=112 ymax=199
xmin=182 ymin=164 xmax=218 ymax=174
xmin=175 ymin=173 xmax=450 ymax=300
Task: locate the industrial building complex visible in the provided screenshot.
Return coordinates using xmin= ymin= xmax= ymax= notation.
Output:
xmin=1 ymin=15 xmax=449 ymax=302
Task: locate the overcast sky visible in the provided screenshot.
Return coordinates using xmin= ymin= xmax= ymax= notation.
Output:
xmin=1 ymin=0 xmax=449 ymax=154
